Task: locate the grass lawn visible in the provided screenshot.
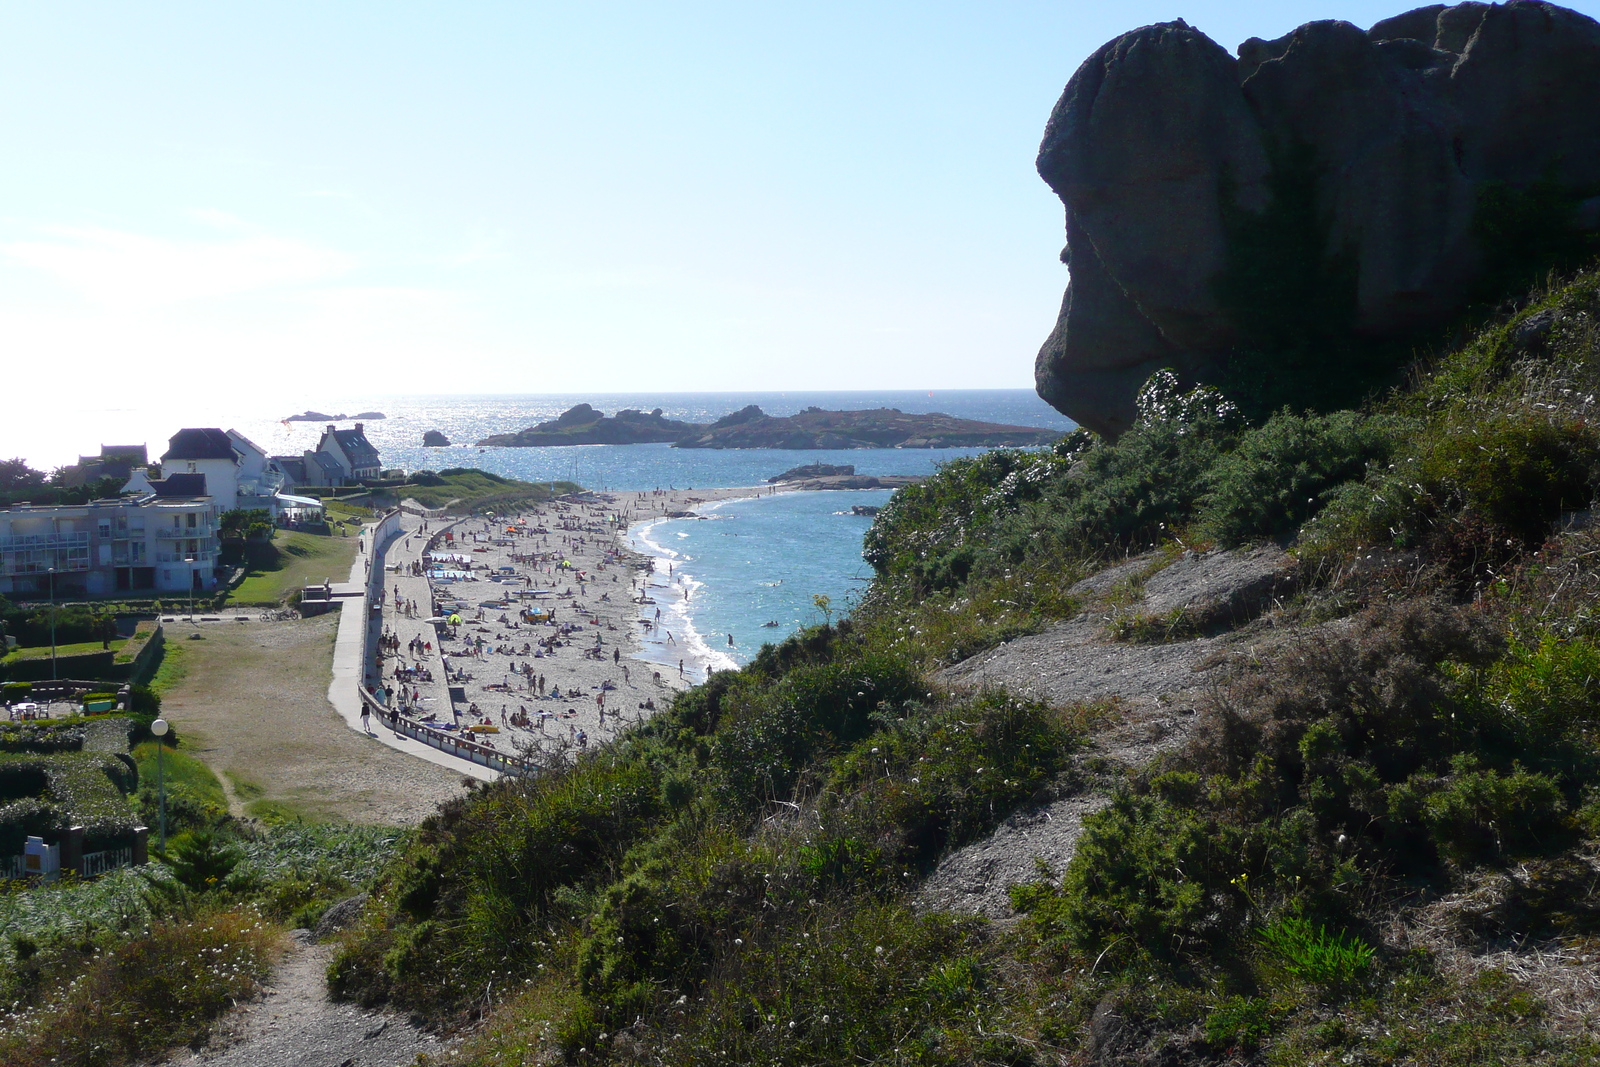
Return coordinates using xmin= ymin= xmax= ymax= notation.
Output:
xmin=323 ymin=498 xmax=375 ymax=524
xmin=2 ymin=638 xmax=126 ymax=663
xmin=132 ymin=740 xmax=229 ymax=811
xmin=147 ymin=640 xmax=189 ymax=696
xmin=227 ymin=529 xmax=359 ymax=606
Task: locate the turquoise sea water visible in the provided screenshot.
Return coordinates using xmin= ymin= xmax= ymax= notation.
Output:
xmin=625 ymin=489 xmax=891 ymax=673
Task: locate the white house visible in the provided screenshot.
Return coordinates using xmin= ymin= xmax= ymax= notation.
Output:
xmin=226 ymin=430 xmax=286 ymax=512
xmin=315 ymin=423 xmax=382 ymax=483
xmin=153 ymin=428 xmax=286 ymax=517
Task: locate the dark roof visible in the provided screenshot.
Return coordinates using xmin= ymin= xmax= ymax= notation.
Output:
xmin=102 ymin=445 xmax=148 ymax=465
xmin=273 ymin=455 xmax=307 ymax=482
xmin=152 ymin=473 xmax=209 ymax=498
xmin=309 ymin=451 xmax=345 ymax=475
xmin=163 ymin=428 xmax=236 ymax=462
xmin=329 ymin=427 xmax=380 ymax=469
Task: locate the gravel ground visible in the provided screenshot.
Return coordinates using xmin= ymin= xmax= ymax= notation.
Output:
xmin=161 ymin=612 xmax=466 ymax=824
xmin=166 ymin=930 xmax=451 ymax=1067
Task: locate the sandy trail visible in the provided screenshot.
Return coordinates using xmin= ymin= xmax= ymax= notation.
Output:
xmin=166 ymin=931 xmax=450 ymax=1067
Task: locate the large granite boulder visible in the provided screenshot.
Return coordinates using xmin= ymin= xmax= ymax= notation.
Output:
xmin=1038 ymin=2 xmax=1600 ymax=435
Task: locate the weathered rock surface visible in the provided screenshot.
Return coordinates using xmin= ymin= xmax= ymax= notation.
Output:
xmin=921 ymin=546 xmax=1315 ymax=918
xmin=422 ymin=430 xmax=451 ymax=447
xmin=313 ymin=891 xmax=369 ymax=941
xmin=1138 ymin=543 xmax=1298 ymax=627
xmin=1037 ymin=2 xmax=1600 ymax=435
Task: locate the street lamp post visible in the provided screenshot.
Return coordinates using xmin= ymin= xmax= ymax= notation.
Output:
xmin=150 ymin=718 xmax=170 ymax=851
xmin=48 ymin=566 xmax=57 ymax=681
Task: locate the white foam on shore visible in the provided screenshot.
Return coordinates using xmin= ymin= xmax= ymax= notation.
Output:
xmin=625 ymin=516 xmax=740 ymax=682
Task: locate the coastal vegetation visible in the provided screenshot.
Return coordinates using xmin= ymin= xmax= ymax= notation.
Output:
xmin=9 ymin=282 xmax=1600 ymax=1064
xmin=394 ymin=468 xmax=581 ymax=512
xmin=304 ymin=262 xmax=1600 ymax=1064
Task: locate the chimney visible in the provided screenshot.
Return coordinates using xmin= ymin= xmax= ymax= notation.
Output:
xmin=326 ymin=424 xmax=335 ymax=434
xmin=354 ymin=423 xmax=363 ymax=433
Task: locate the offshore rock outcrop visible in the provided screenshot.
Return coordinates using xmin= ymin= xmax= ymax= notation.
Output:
xmin=1037 ymin=2 xmax=1600 ymax=435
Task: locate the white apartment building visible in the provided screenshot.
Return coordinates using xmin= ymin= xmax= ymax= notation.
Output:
xmin=0 ymin=488 xmax=220 ymax=597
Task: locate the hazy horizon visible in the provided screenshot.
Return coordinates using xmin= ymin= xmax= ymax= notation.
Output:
xmin=4 ymin=0 xmax=1598 ymax=460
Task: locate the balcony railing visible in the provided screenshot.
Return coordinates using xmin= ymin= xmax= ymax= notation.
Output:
xmin=1 ymin=557 xmax=92 ymax=577
xmin=155 ymin=527 xmax=215 ymax=540
xmin=0 ymin=532 xmax=90 ymax=551
xmin=155 ymin=551 xmax=214 ymax=564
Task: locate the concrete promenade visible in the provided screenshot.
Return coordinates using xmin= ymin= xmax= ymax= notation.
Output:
xmin=325 ymin=511 xmax=495 ymax=782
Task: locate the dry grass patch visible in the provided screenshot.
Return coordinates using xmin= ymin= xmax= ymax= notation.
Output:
xmin=160 ymin=614 xmax=464 ymax=826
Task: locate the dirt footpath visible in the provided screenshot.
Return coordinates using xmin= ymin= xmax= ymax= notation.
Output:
xmin=168 ymin=931 xmax=450 ymax=1067
xmin=160 ymin=613 xmax=466 ymax=825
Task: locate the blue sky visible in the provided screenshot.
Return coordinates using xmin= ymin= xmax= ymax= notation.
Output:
xmin=3 ymin=1 xmax=1598 ymax=418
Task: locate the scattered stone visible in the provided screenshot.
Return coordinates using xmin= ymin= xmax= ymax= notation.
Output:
xmin=313 ymin=892 xmax=369 ymax=941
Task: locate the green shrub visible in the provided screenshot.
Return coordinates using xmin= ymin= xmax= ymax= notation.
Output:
xmin=1391 ymin=756 xmax=1569 ymax=867
xmin=161 ymin=829 xmax=245 ymax=893
xmin=707 ymin=652 xmax=921 ymax=818
xmin=820 ymin=690 xmax=1081 ymax=876
xmin=0 ymin=908 xmax=277 ymax=1067
xmin=1198 ymin=409 xmax=1396 ymax=545
xmin=1204 ymin=995 xmax=1274 ymax=1050
xmin=331 ymin=753 xmax=668 ymax=1012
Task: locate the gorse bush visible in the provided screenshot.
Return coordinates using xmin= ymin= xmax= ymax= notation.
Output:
xmin=1198 ymin=408 xmax=1397 ymax=546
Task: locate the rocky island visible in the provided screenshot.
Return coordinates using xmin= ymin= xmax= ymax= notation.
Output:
xmin=284 ymin=410 xmax=386 ymax=422
xmin=475 ymin=404 xmax=701 ymax=447
xmin=476 ymin=403 xmax=1064 ymax=450
xmin=675 ymin=405 xmax=1061 ymax=449
xmin=422 ymin=430 xmax=451 ymax=447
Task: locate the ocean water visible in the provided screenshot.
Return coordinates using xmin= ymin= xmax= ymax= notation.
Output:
xmin=625 ymin=489 xmax=891 ymax=673
xmin=13 ymin=389 xmax=1072 ymax=670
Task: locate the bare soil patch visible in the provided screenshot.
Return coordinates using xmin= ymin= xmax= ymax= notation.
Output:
xmin=160 ymin=613 xmax=465 ymax=825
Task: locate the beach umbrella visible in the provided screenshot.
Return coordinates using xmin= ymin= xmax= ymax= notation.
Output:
xmin=425 ymin=616 xmax=448 ymax=623
xmin=450 ymin=614 xmax=462 ymax=625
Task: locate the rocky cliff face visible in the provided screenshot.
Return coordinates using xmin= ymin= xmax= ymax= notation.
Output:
xmin=1037 ymin=1 xmax=1600 ymax=435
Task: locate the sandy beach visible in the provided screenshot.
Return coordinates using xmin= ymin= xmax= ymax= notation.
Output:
xmin=371 ymin=485 xmax=779 ymax=768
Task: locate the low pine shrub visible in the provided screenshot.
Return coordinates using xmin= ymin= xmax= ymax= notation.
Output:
xmin=1198 ymin=409 xmax=1396 ymax=545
